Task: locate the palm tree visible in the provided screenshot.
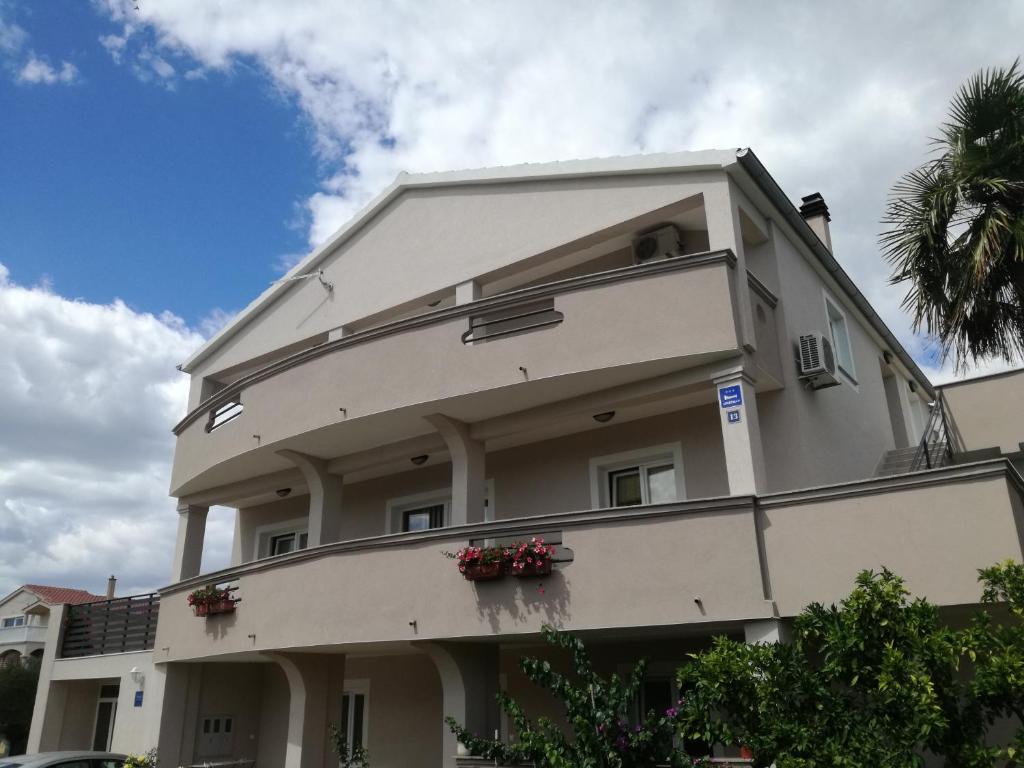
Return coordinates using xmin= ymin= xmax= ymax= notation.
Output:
xmin=881 ymin=60 xmax=1024 ymax=367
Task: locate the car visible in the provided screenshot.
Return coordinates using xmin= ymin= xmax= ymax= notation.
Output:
xmin=0 ymin=752 xmax=127 ymax=768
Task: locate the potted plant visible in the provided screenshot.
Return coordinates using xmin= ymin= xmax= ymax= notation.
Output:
xmin=187 ymin=585 xmax=237 ymax=616
xmin=509 ymin=537 xmax=555 ymax=577
xmin=447 ymin=546 xmax=507 ymax=581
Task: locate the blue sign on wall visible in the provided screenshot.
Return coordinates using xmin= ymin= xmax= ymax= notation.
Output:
xmin=727 ymin=409 xmax=741 ymax=424
xmin=134 ymin=691 xmax=144 ymax=707
xmin=718 ymin=385 xmax=743 ymax=409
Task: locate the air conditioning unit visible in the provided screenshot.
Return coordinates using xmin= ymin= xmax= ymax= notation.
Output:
xmin=631 ymin=224 xmax=684 ymax=265
xmin=797 ymin=332 xmax=841 ymax=389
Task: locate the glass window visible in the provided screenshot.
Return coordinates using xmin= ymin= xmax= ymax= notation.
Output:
xmin=609 ymin=463 xmax=677 ymax=506
xmin=269 ymin=530 xmax=308 ymax=557
xmin=826 ymin=297 xmax=855 ymax=379
xmin=402 ymin=504 xmax=445 ymax=532
xmin=1 ymin=616 xmax=25 ymax=628
xmin=341 ymin=692 xmax=367 ymax=755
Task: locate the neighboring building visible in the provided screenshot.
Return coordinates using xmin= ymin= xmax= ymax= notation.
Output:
xmin=0 ymin=585 xmax=103 ymax=669
xmin=27 ymin=150 xmax=1024 ymax=768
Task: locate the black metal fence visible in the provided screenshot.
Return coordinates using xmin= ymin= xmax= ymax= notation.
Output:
xmin=60 ymin=593 xmax=160 ymax=658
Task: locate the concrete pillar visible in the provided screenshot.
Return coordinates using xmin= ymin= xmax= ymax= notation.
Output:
xmin=421 ymin=642 xmax=501 ymax=768
xmin=883 ymin=374 xmax=912 ymax=449
xmin=270 ymin=653 xmax=341 ymax=768
xmin=171 ymin=503 xmax=208 ymax=583
xmin=455 ymin=280 xmax=481 ymax=305
xmin=425 ymin=414 xmax=486 ymax=526
xmin=744 ymin=618 xmax=791 ymax=645
xmin=26 ymin=605 xmax=66 ymax=753
xmin=230 ymin=510 xmax=244 ymax=567
xmin=705 ymin=179 xmax=757 ymax=352
xmin=713 ymin=372 xmax=767 ymax=495
xmin=155 ymin=663 xmax=199 ymax=768
xmin=277 ymin=451 xmax=344 ymax=546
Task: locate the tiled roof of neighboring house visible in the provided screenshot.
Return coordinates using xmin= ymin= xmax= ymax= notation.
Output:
xmin=23 ymin=585 xmax=105 ymax=605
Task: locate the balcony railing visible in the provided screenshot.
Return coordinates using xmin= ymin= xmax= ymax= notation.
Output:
xmin=0 ymin=624 xmax=47 ymax=646
xmin=60 ymin=593 xmax=160 ymax=658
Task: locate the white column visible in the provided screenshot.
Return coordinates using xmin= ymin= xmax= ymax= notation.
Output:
xmin=714 ymin=373 xmax=767 ymax=496
xmin=171 ymin=503 xmax=208 ymax=582
xmin=270 ymin=653 xmax=340 ymax=768
xmin=26 ymin=605 xmax=66 ymax=753
xmin=426 ymin=414 xmax=486 ymax=526
xmin=455 ymin=280 xmax=481 ymax=305
xmin=277 ymin=450 xmax=344 ymax=546
xmin=421 ymin=642 xmax=501 ymax=768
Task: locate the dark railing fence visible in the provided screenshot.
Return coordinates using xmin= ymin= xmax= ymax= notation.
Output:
xmin=910 ymin=391 xmax=955 ymax=472
xmin=60 ymin=593 xmax=160 ymax=658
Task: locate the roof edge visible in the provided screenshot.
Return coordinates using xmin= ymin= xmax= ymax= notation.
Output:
xmin=179 ymin=149 xmax=739 ymax=374
xmin=733 ymin=148 xmax=935 ymax=398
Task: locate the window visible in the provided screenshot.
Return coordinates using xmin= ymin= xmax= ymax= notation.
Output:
xmin=589 ymin=444 xmax=685 ymax=509
xmin=92 ymin=684 xmax=119 ymax=752
xmin=254 ymin=518 xmax=310 ymax=560
xmin=198 ymin=715 xmax=234 ymax=758
xmin=825 ymin=295 xmax=856 ymax=380
xmin=1 ymin=616 xmax=25 ymax=628
xmin=402 ymin=504 xmax=445 ymax=532
xmin=608 ymin=463 xmax=677 ymax=507
xmin=386 ymin=481 xmax=495 ymax=534
xmin=269 ymin=531 xmax=308 ymax=556
xmin=340 ymin=682 xmax=370 ymax=757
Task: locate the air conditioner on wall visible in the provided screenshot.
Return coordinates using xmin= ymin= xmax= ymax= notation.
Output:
xmin=631 ymin=224 xmax=685 ymax=265
xmin=797 ymin=332 xmax=841 ymax=389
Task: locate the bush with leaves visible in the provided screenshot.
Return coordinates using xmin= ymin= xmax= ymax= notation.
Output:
xmin=329 ymin=723 xmax=370 ymax=768
xmin=0 ymin=655 xmax=40 ymax=755
xmin=676 ymin=569 xmax=964 ymax=768
xmin=446 ymin=625 xmax=690 ymax=767
xmin=123 ymin=749 xmax=158 ymax=768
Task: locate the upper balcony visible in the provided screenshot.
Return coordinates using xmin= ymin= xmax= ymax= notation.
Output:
xmin=171 ymin=250 xmax=767 ymax=498
xmin=0 ymin=623 xmax=47 ymax=648
xmin=155 ymin=460 xmax=1024 ymax=663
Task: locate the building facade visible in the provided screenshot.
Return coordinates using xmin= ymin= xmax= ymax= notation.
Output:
xmin=0 ymin=585 xmax=103 ymax=669
xmin=28 ymin=150 xmax=1024 ymax=767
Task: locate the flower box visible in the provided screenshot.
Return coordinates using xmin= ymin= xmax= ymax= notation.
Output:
xmin=463 ymin=562 xmax=505 ymax=582
xmin=207 ymin=599 xmax=237 ymax=615
xmin=192 ymin=602 xmax=209 ymax=617
xmin=511 ymin=559 xmax=552 ymax=577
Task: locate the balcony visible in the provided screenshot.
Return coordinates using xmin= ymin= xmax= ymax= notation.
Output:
xmin=0 ymin=623 xmax=47 ymax=647
xmin=170 ymin=250 xmax=747 ymax=497
xmin=59 ymin=593 xmax=160 ymax=658
xmin=155 ymin=460 xmax=1024 ymax=663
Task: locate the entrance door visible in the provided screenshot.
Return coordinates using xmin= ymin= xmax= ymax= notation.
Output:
xmin=92 ymin=683 xmax=119 ymax=751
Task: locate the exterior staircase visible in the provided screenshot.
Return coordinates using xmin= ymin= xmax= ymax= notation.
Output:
xmin=875 ymin=442 xmax=951 ymax=477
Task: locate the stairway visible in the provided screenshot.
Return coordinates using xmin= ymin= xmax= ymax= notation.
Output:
xmin=874 ymin=442 xmax=950 ymax=477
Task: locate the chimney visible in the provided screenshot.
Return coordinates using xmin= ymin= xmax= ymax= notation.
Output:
xmin=799 ymin=192 xmax=832 ymax=252
xmin=106 ymin=575 xmax=116 ymax=599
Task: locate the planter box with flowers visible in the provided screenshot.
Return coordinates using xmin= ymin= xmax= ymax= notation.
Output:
xmin=445 ymin=537 xmax=556 ymax=581
xmin=187 ymin=585 xmax=239 ymax=617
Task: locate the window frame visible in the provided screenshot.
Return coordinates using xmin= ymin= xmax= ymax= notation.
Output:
xmin=253 ymin=517 xmax=310 ymax=561
xmin=823 ymin=293 xmax=857 ymax=383
xmin=1 ymin=615 xmax=25 ymax=629
xmin=589 ymin=443 xmax=685 ymax=509
xmin=339 ymin=679 xmax=370 ymax=757
xmin=386 ymin=480 xmax=495 ymax=534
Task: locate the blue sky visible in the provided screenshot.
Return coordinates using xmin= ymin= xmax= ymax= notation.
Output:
xmin=0 ymin=0 xmax=316 ymax=326
xmin=1 ymin=0 xmax=1021 ymax=596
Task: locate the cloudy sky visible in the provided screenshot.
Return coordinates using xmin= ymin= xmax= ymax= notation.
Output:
xmin=0 ymin=0 xmax=1021 ymax=597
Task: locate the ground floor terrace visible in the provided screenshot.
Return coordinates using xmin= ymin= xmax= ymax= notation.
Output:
xmin=155 ymin=628 xmax=762 ymax=768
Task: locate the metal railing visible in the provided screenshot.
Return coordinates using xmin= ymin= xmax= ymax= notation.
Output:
xmin=910 ymin=391 xmax=954 ymax=472
xmin=60 ymin=593 xmax=160 ymax=658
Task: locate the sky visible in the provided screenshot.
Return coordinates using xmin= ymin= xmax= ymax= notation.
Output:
xmin=0 ymin=0 xmax=1022 ymax=597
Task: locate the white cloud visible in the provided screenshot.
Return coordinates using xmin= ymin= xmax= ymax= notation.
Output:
xmin=0 ymin=264 xmax=231 ymax=597
xmin=89 ymin=1 xmax=1024 ymax=379
xmin=17 ymin=55 xmax=78 ymax=85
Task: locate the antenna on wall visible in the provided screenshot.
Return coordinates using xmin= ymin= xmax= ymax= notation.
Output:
xmin=272 ymin=269 xmax=334 ymax=292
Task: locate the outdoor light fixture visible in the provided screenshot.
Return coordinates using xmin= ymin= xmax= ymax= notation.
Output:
xmin=411 ymin=455 xmax=429 ymax=466
xmin=276 ymin=488 xmax=292 ymax=498
xmin=129 ymin=667 xmax=144 ymax=687
xmin=592 ymin=411 xmax=616 ymax=423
